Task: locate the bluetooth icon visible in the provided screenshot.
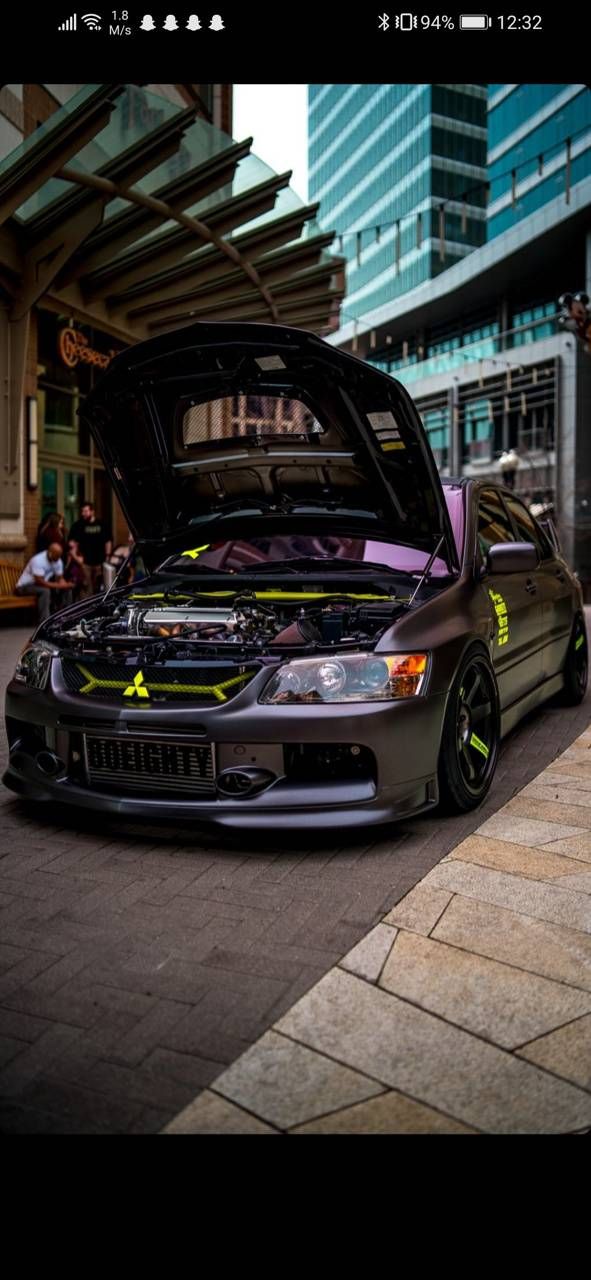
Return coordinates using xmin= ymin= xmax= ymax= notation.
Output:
xmin=378 ymin=12 xmax=390 ymax=29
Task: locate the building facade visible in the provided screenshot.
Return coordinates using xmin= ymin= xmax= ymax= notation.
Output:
xmin=487 ymin=84 xmax=591 ymax=240
xmin=320 ymin=84 xmax=591 ymax=587
xmin=308 ymin=84 xmax=488 ymax=320
xmin=329 ymin=176 xmax=591 ymax=589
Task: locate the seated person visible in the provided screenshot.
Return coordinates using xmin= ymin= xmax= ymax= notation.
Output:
xmin=15 ymin=542 xmax=72 ymax=621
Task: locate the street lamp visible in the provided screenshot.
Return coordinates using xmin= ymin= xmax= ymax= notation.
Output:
xmin=499 ymin=447 xmax=519 ymax=490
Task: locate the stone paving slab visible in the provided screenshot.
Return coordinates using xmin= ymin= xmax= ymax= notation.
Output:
xmin=271 ymin=969 xmax=591 ymax=1133
xmin=340 ymin=923 xmax=398 ymax=982
xmin=382 ymin=885 xmax=453 ymax=935
xmin=424 ymin=862 xmax=591 ymax=932
xmin=165 ymin=1090 xmax=278 ymax=1134
xmin=213 ymin=1029 xmax=385 ymax=1129
xmin=445 ymin=833 xmax=590 ymax=880
xmin=431 ymin=895 xmax=591 ymax=991
xmin=291 ymin=1091 xmax=477 ymax=1134
xmin=516 ymin=1014 xmax=591 ymax=1090
xmin=165 ymin=722 xmax=591 ymax=1134
xmin=378 ymin=929 xmax=591 ymax=1048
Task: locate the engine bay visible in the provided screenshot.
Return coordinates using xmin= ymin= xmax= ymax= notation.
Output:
xmin=45 ymin=586 xmax=411 ymax=660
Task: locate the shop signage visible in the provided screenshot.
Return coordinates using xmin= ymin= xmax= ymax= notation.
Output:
xmin=58 ymin=326 xmax=119 ymax=370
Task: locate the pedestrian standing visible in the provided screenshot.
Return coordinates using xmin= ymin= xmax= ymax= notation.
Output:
xmin=36 ymin=511 xmax=67 ymax=554
xmin=68 ymin=500 xmax=113 ymax=596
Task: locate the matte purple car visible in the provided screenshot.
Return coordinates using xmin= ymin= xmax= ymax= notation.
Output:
xmin=4 ymin=322 xmax=587 ymax=830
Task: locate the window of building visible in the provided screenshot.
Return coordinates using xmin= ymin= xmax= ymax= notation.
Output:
xmin=421 ymin=406 xmax=450 ymax=471
xmin=37 ymin=310 xmax=120 ymax=457
xmin=464 ymin=399 xmax=493 ymax=463
xmin=512 ymin=300 xmax=556 ymax=345
xmin=517 ymin=403 xmax=555 ymax=454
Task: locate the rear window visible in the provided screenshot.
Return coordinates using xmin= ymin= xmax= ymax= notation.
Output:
xmin=182 ymin=394 xmax=324 ymax=448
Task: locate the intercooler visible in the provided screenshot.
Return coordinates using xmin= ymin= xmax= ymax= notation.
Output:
xmin=83 ymin=734 xmax=216 ymax=796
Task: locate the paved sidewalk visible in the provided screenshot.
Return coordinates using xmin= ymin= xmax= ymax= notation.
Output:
xmin=165 ymin=726 xmax=591 ymax=1134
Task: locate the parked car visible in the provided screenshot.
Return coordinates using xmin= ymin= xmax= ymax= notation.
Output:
xmin=4 ymin=322 xmax=587 ymax=831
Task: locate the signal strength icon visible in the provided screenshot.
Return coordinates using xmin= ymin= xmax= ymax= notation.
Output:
xmin=58 ymin=13 xmax=77 ymax=29
xmin=82 ymin=12 xmax=102 ymax=28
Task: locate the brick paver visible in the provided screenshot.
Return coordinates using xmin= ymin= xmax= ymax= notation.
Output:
xmin=1 ymin=621 xmax=590 ymax=1133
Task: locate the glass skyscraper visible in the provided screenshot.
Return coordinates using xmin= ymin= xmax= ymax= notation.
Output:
xmin=487 ymin=84 xmax=591 ymax=239
xmin=308 ymin=84 xmax=488 ymax=321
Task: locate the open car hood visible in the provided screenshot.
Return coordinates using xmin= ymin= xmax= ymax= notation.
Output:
xmin=80 ymin=321 xmax=459 ymax=571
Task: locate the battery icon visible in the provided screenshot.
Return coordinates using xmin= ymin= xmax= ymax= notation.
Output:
xmin=459 ymin=14 xmax=491 ymax=28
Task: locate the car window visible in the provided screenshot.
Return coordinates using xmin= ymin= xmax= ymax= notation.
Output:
xmin=505 ymin=496 xmax=552 ymax=560
xmin=477 ymin=490 xmax=514 ymax=556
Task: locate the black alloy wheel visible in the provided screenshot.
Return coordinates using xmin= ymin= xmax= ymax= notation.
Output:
xmin=560 ymin=613 xmax=589 ymax=706
xmin=438 ymin=651 xmax=500 ymax=813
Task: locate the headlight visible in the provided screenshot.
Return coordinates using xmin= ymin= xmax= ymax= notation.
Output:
xmin=260 ymin=652 xmax=428 ymax=704
xmin=14 ymin=644 xmax=54 ymax=690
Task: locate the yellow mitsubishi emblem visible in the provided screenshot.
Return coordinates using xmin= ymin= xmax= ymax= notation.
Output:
xmin=123 ymin=670 xmax=150 ymax=699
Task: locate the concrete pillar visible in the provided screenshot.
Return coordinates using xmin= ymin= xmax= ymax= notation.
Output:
xmin=555 ymin=334 xmax=578 ymax=573
xmin=449 ymin=380 xmax=461 ymax=474
xmin=499 ymin=296 xmax=510 ymax=350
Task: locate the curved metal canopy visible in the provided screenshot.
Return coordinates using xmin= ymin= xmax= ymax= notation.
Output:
xmin=0 ymin=83 xmax=345 ymax=340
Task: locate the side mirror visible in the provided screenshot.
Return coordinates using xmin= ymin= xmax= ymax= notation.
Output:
xmin=486 ymin=542 xmax=538 ymax=574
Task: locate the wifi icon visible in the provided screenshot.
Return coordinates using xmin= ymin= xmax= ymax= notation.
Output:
xmin=82 ymin=12 xmax=102 ymax=28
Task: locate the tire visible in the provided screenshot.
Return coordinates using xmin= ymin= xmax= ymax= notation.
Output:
xmin=437 ymin=649 xmax=500 ymax=814
xmin=559 ymin=613 xmax=588 ymax=706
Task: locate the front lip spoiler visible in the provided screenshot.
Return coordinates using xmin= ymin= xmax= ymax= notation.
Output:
xmin=2 ymin=764 xmax=437 ymax=831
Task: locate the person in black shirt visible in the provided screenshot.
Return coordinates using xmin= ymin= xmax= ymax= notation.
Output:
xmin=68 ymin=500 xmax=113 ymax=596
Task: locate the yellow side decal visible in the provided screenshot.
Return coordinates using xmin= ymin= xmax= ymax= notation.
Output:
xmin=488 ymin=589 xmax=509 ymax=647
xmin=381 ymin=441 xmax=406 ymax=451
xmin=180 ymin=545 xmax=211 ymax=559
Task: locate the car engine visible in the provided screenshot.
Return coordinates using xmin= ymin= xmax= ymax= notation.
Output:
xmin=46 ymin=592 xmax=407 ymax=657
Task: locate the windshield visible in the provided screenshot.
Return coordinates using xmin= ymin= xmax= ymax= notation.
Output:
xmin=160 ymin=486 xmax=465 ymax=577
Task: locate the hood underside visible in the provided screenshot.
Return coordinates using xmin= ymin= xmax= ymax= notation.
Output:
xmin=80 ymin=321 xmax=458 ymax=570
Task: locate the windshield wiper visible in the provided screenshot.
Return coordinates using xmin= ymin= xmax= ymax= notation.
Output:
xmin=162 ymin=561 xmax=232 ymax=575
xmin=238 ymin=556 xmax=406 ymax=576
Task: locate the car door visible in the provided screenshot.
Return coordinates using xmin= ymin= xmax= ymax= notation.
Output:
xmin=504 ymin=494 xmax=574 ymax=681
xmin=477 ymin=488 xmax=542 ymax=709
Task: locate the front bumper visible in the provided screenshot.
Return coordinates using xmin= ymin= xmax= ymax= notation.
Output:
xmin=4 ymin=671 xmax=446 ymax=830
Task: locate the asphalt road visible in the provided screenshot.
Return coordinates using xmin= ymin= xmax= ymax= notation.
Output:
xmin=0 ymin=620 xmax=590 ymax=1133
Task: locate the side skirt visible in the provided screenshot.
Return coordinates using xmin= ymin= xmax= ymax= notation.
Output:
xmin=500 ymin=672 xmax=565 ymax=739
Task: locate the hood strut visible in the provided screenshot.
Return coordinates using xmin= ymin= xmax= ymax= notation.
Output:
xmin=408 ymin=536 xmax=447 ymax=606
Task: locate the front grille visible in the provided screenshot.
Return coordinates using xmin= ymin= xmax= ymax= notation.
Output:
xmin=84 ymin=735 xmax=215 ymax=797
xmin=62 ymin=659 xmax=258 ymax=703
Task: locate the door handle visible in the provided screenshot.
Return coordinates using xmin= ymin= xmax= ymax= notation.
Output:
xmin=525 ymin=579 xmax=537 ymax=594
